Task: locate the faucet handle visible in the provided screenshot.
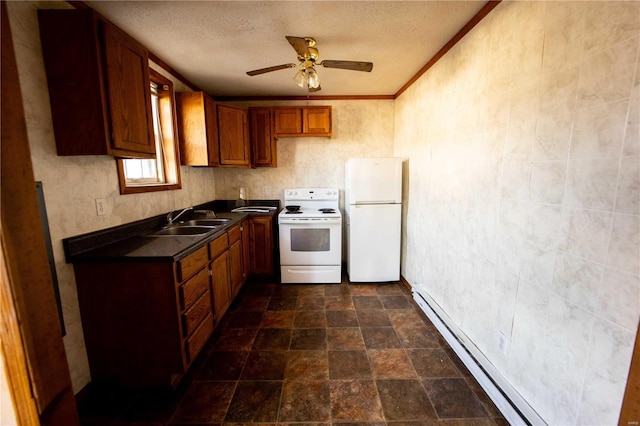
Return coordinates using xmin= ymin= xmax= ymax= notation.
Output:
xmin=194 ymin=209 xmax=216 ymax=218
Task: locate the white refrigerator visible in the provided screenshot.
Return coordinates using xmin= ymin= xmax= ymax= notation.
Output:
xmin=345 ymin=157 xmax=403 ymax=282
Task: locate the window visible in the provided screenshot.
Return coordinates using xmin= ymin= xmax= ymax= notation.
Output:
xmin=116 ymin=69 xmax=181 ymax=194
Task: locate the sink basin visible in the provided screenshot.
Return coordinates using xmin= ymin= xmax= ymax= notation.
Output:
xmin=148 ymin=226 xmax=216 ymax=236
xmin=179 ymin=219 xmax=231 ymax=226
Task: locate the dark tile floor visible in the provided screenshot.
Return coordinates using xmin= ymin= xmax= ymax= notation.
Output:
xmin=78 ymin=278 xmax=508 ymax=425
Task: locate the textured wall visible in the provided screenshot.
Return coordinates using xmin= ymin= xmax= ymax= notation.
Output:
xmin=7 ymin=1 xmax=218 ymax=392
xmin=395 ymin=1 xmax=639 ymax=424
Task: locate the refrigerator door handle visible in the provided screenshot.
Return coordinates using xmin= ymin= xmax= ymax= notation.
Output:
xmin=354 ymin=201 xmax=397 ymax=205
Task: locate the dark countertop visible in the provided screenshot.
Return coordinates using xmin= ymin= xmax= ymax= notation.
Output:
xmin=63 ymin=200 xmax=280 ymax=263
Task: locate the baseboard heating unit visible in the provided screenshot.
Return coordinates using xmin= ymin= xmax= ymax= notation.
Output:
xmin=412 ymin=289 xmax=546 ymax=426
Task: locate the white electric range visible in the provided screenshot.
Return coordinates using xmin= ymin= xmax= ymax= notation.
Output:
xmin=278 ymin=188 xmax=342 ymax=283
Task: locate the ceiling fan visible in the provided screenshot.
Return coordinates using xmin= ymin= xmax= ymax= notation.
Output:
xmin=246 ymin=36 xmax=373 ymax=92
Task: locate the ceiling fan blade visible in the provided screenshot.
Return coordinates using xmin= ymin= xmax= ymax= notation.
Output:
xmin=308 ymin=84 xmax=322 ymax=93
xmin=286 ymin=36 xmax=310 ymax=58
xmin=246 ymin=63 xmax=297 ymax=76
xmin=320 ymin=60 xmax=373 ymax=72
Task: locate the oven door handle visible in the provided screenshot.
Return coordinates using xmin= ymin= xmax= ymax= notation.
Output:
xmin=279 ymin=218 xmax=342 ymax=225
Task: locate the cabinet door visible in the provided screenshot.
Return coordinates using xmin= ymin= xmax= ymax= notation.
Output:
xmin=274 ymin=108 xmax=302 ymax=135
xmin=303 ymin=107 xmax=332 ymax=136
xmin=102 ymin=20 xmax=156 ymax=157
xmin=227 ymin=224 xmax=243 ymax=296
xmin=228 ymin=239 xmax=243 ymax=299
xmin=241 ymin=219 xmax=250 ymax=282
xmin=217 ymin=104 xmax=250 ymax=167
xmin=249 ymin=216 xmax=274 ymax=276
xmin=204 ymin=96 xmax=221 ymax=166
xmin=176 ymin=92 xmax=220 ymax=166
xmin=211 ymin=251 xmax=231 ymax=321
xmin=250 ymin=108 xmax=276 ymax=167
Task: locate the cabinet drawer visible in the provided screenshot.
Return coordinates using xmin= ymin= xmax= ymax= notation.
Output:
xmin=180 ymin=267 xmax=209 ymax=310
xmin=178 ymin=245 xmax=209 ymax=281
xmin=228 ymin=224 xmax=241 ymax=244
xmin=209 ymin=233 xmax=229 ymax=259
xmin=186 ymin=313 xmax=214 ymax=363
xmin=183 ymin=290 xmax=212 ymax=336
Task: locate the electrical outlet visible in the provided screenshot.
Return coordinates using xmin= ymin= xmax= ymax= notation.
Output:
xmin=497 ymin=331 xmax=508 ymax=355
xmin=261 ymin=186 xmax=268 ymax=195
xmin=95 ymin=198 xmax=107 ymax=216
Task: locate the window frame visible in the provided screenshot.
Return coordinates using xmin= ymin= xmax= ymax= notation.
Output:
xmin=116 ymin=68 xmax=182 ymax=194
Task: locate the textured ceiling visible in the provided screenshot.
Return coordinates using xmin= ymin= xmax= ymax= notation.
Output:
xmin=85 ymin=1 xmax=488 ymax=98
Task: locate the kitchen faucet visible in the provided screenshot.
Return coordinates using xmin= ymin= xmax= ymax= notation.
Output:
xmin=166 ymin=206 xmax=193 ymax=225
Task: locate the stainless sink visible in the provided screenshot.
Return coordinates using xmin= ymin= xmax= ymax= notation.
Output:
xmin=148 ymin=226 xmax=217 ymax=236
xmin=179 ymin=219 xmax=231 ymax=227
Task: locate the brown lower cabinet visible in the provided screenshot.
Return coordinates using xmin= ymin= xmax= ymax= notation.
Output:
xmin=248 ymin=215 xmax=276 ymax=276
xmin=210 ymin=230 xmax=232 ymax=323
xmin=228 ymin=223 xmax=244 ymax=298
xmin=73 ymin=222 xmax=248 ymax=388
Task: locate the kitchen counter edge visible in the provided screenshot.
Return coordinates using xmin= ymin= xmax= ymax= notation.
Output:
xmin=63 ymin=200 xmax=279 ymax=263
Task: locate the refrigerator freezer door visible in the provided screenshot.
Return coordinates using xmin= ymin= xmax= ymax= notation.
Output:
xmin=345 ymin=157 xmax=402 ymax=205
xmin=347 ymin=203 xmax=401 ymax=282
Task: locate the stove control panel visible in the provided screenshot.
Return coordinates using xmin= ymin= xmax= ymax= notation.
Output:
xmin=284 ymin=188 xmax=339 ymax=201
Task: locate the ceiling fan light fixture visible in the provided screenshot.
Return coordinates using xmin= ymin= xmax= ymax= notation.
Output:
xmin=307 ymin=67 xmax=320 ymax=89
xmin=246 ymin=36 xmax=373 ymax=93
xmin=293 ymin=66 xmax=320 ymax=90
xmin=293 ymin=69 xmax=306 ymax=87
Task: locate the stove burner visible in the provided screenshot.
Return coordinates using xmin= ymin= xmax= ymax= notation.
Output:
xmin=319 ymin=208 xmax=336 ymax=213
xmin=285 ymin=210 xmax=303 ymax=214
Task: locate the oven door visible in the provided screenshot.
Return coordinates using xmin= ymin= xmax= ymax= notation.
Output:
xmin=279 ymin=218 xmax=342 ymax=266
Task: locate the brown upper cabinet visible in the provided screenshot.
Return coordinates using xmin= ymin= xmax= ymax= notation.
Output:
xmin=273 ymin=106 xmax=332 ymax=138
xmin=249 ymin=106 xmax=332 ymax=167
xmin=175 ymin=92 xmax=219 ymax=166
xmin=274 ymin=108 xmax=302 ymax=135
xmin=303 ymin=107 xmax=332 ymax=135
xmin=38 ymin=9 xmax=156 ymax=158
xmin=217 ymin=104 xmax=251 ymax=167
xmin=175 ymin=92 xmax=250 ymax=168
xmin=249 ymin=108 xmax=276 ymax=167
